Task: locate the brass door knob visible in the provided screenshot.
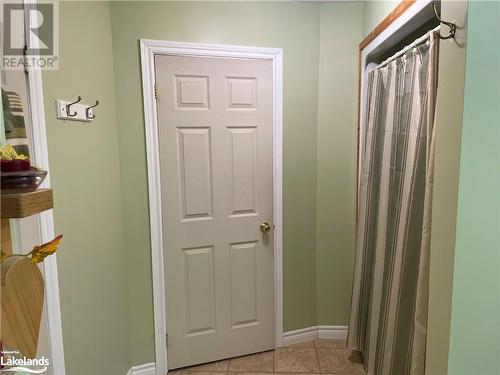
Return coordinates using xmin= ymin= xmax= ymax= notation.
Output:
xmin=260 ymin=222 xmax=271 ymax=233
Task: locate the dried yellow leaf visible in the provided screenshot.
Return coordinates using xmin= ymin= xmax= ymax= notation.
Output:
xmin=30 ymin=235 xmax=63 ymax=264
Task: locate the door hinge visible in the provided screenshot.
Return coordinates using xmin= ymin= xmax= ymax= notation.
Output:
xmin=165 ymin=333 xmax=168 ymax=347
xmin=154 ymin=84 xmax=158 ymax=100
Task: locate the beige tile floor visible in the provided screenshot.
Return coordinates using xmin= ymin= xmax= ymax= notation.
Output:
xmin=171 ymin=339 xmax=366 ymax=375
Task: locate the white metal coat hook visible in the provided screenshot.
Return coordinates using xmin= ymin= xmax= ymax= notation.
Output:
xmin=85 ymin=101 xmax=99 ymax=120
xmin=66 ymin=96 xmax=81 ymax=117
xmin=56 ymin=97 xmax=100 ymax=122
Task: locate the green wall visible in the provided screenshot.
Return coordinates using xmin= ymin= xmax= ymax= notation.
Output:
xmin=41 ymin=1 xmax=365 ymax=371
xmin=109 ymin=1 xmax=365 ymax=365
xmin=362 ymin=1 xmax=399 ymax=37
xmin=447 ymin=1 xmax=500 ymax=374
xmin=42 ymin=2 xmax=129 ymax=374
xmin=109 ymin=1 xmax=322 ymax=365
xmin=315 ymin=2 xmax=363 ymax=325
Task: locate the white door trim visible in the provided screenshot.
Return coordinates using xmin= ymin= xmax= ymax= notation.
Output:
xmin=27 ymin=65 xmax=66 ymax=375
xmin=140 ymin=39 xmax=283 ymax=375
xmin=23 ymin=1 xmax=66 ymax=373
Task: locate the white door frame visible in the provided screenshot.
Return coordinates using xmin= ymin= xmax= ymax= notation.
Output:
xmin=26 ymin=64 xmax=66 ymax=375
xmin=140 ymin=39 xmax=283 ymax=375
xmin=20 ymin=2 xmax=66 ymax=373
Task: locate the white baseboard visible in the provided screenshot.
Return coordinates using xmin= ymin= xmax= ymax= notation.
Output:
xmin=282 ymin=325 xmax=348 ymax=346
xmin=127 ymin=362 xmax=156 ymax=375
xmin=317 ymin=325 xmax=348 ymax=340
xmin=282 ymin=326 xmax=318 ymax=346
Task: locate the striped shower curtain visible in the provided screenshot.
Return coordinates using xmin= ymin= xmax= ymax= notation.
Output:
xmin=348 ymin=32 xmax=439 ymax=375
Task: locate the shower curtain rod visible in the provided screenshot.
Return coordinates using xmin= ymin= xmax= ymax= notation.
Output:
xmin=372 ymin=25 xmax=440 ymax=71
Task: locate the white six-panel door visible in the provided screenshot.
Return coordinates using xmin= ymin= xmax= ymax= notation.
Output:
xmin=155 ymin=55 xmax=274 ymax=369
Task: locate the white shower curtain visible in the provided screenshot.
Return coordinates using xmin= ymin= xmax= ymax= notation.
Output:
xmin=348 ymin=32 xmax=439 ymax=375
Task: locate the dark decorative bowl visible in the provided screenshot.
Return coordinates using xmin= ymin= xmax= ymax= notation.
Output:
xmin=1 ymin=159 xmax=31 ymax=172
xmin=0 ymin=168 xmax=47 ymax=193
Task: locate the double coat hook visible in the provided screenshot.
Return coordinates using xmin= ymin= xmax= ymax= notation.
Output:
xmin=63 ymin=96 xmax=100 ymax=121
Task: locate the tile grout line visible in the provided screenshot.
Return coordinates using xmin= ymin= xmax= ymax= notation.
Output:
xmin=273 ymin=346 xmax=275 ymax=373
xmin=313 ymin=340 xmax=323 ymax=374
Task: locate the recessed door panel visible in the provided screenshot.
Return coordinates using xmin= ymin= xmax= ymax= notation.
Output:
xmin=183 ymin=246 xmax=216 ymax=336
xmin=228 ymin=127 xmax=258 ymax=217
xmin=175 ymin=75 xmax=210 ymax=109
xmin=230 ymin=241 xmax=259 ymax=328
xmin=227 ymin=77 xmax=257 ymax=110
xmin=177 ymin=127 xmax=213 ymax=220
